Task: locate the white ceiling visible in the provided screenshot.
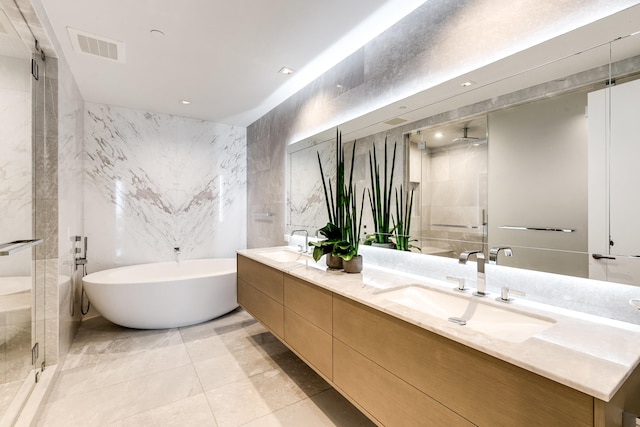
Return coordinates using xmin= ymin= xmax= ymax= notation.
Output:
xmin=37 ymin=0 xmax=427 ymax=126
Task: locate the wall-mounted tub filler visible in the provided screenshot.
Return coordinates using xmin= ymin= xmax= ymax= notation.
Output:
xmin=459 ymin=250 xmax=487 ymax=297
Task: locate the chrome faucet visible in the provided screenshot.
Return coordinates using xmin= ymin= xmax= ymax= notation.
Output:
xmin=290 ymin=229 xmax=309 ymax=253
xmin=489 ymin=246 xmax=513 ymax=264
xmin=459 ymin=250 xmax=487 ymax=297
xmin=174 ymin=247 xmax=181 ymax=263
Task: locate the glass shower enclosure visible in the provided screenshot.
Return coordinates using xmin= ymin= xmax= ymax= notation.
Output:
xmin=0 ymin=3 xmax=47 ymax=421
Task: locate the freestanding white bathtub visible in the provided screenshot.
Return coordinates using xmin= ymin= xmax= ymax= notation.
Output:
xmin=82 ymin=258 xmax=238 ymax=329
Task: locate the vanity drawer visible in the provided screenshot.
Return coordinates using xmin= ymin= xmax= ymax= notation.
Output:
xmin=284 ymin=274 xmax=332 ymax=333
xmin=237 ymin=277 xmax=283 ymax=338
xmin=237 ymin=254 xmax=283 ymax=303
xmin=284 ymin=307 xmax=332 ymax=379
xmin=333 ymin=294 xmax=593 ymax=427
xmin=334 ymin=339 xmax=473 ymax=427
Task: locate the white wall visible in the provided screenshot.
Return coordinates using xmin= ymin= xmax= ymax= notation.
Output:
xmin=84 ymin=103 xmax=247 ymax=271
xmin=588 ymin=78 xmax=640 ymax=285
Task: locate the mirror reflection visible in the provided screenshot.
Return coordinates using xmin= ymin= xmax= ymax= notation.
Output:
xmin=287 ymin=31 xmax=640 ymax=285
xmin=409 ymin=116 xmax=487 ymax=258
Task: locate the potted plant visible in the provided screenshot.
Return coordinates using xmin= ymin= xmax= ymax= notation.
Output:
xmin=367 ymin=137 xmax=397 ymax=248
xmin=310 ymin=222 xmax=342 ymax=268
xmin=392 ymin=185 xmax=420 ymax=252
xmin=335 ymin=181 xmax=365 ymax=273
xmin=309 ymin=130 xmax=357 ymax=269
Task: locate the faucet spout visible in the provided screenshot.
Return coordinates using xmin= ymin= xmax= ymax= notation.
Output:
xmin=489 ymin=246 xmax=513 ymax=265
xmin=290 ymin=230 xmax=309 ymax=253
xmin=459 ymin=250 xmax=487 ymax=297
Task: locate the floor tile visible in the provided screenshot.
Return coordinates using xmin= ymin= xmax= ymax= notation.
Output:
xmin=108 ymin=393 xmax=218 ymax=427
xmin=37 ymin=364 xmax=202 ymax=426
xmin=47 ymin=339 xmax=192 ymax=402
xmin=243 ymin=388 xmax=375 ymax=427
xmin=37 ymin=309 xmax=373 ymax=427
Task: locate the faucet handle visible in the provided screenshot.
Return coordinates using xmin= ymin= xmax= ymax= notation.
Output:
xmin=489 ymin=246 xmax=513 ymax=265
xmin=446 ymin=275 xmax=467 ymax=292
xmin=497 ymin=287 xmax=525 ymax=302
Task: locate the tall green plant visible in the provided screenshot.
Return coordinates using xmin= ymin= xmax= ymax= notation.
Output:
xmin=367 ymin=138 xmax=397 ymax=244
xmin=392 ymin=185 xmax=420 ymax=252
xmin=334 ymin=183 xmax=365 ymax=261
xmin=310 ymin=130 xmax=359 ymax=261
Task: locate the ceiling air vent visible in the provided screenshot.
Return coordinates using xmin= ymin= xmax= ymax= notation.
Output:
xmin=384 ymin=117 xmax=408 ymax=126
xmin=67 ymin=27 xmax=125 ymax=63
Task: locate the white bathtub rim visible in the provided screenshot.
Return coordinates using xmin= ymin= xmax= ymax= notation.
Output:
xmin=83 ymin=258 xmax=236 ymax=285
xmin=82 ymin=257 xmax=238 ymax=329
xmin=0 ymin=276 xmax=32 ymax=296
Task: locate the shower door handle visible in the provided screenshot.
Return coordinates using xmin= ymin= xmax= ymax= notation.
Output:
xmin=592 ymin=254 xmax=616 ymax=260
xmin=0 ymin=239 xmax=43 ymax=256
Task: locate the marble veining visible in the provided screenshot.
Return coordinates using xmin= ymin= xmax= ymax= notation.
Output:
xmin=84 ymin=103 xmax=246 ymax=269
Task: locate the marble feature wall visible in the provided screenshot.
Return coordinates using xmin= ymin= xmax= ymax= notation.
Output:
xmin=288 ymin=134 xmax=406 ymax=241
xmin=84 ymin=103 xmax=246 ymax=270
xmin=288 ymin=138 xmax=335 ymax=230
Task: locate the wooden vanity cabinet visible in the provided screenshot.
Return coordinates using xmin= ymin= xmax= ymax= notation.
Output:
xmin=237 ymin=255 xmax=640 ymax=427
xmin=283 ymin=275 xmax=333 ymax=379
xmin=237 ymin=255 xmax=284 ymax=337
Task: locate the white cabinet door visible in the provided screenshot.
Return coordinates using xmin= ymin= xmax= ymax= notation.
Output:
xmin=588 ymin=78 xmax=640 ymax=285
xmin=609 ymin=78 xmax=640 ymax=256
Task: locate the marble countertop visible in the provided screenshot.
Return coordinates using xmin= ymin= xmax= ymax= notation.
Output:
xmin=237 ymin=246 xmax=640 ymax=402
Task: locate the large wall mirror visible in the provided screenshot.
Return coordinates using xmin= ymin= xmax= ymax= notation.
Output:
xmin=287 ymin=28 xmax=640 ymax=286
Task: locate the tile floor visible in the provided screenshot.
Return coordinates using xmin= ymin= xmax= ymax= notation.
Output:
xmin=35 ymin=308 xmax=375 ymax=426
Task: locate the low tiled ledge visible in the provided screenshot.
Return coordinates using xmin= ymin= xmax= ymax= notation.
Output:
xmin=238 ymin=246 xmax=640 ymax=402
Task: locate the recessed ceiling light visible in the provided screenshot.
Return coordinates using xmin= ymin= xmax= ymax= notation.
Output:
xmin=279 ymin=66 xmax=294 ymax=75
xmin=336 ymin=84 xmax=343 ymax=88
xmin=179 ymin=99 xmax=191 ymax=105
xmin=461 ymin=81 xmax=475 ymax=87
xmin=435 ymin=132 xmax=444 ymax=138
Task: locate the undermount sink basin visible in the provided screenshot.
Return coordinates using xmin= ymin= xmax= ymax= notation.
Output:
xmin=380 ymin=285 xmax=555 ymax=343
xmin=257 ymin=249 xmax=307 ymax=263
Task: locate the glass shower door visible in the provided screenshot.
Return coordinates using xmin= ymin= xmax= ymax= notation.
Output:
xmin=0 ymin=5 xmax=43 ymax=420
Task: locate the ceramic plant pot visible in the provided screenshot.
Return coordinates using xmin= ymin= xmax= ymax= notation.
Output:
xmin=326 ymin=253 xmax=344 ymax=269
xmin=371 ymin=242 xmax=395 ymax=249
xmin=343 ymin=255 xmax=363 ymax=273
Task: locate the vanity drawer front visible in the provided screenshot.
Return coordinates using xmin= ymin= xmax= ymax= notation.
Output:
xmin=284 ymin=308 xmax=332 ymax=379
xmin=237 ymin=255 xmax=283 ymax=303
xmin=333 ymin=339 xmax=473 ymax=427
xmin=237 ymin=278 xmax=283 ymax=338
xmin=284 ymin=274 xmax=332 ymax=333
xmin=333 ymin=294 xmax=593 ymax=427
